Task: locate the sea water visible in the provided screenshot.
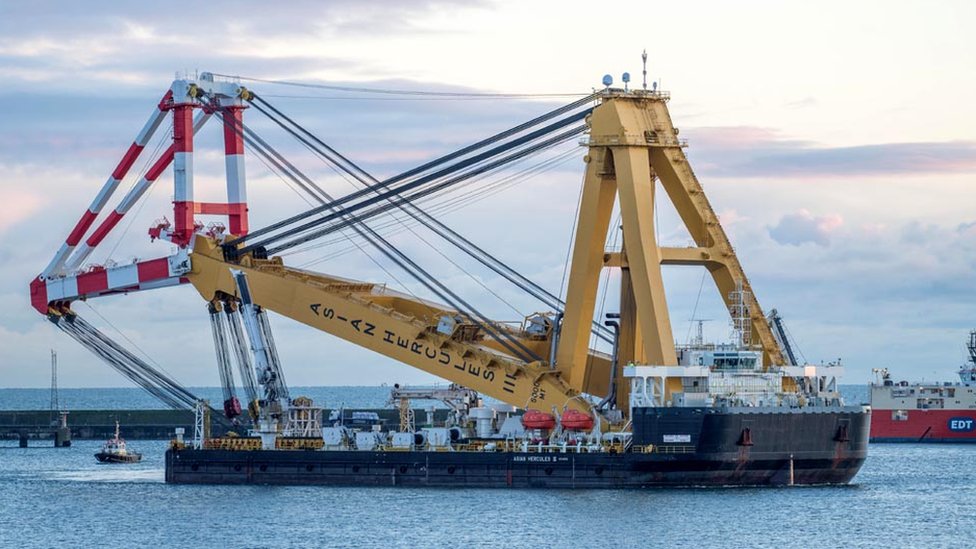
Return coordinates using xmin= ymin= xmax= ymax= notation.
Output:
xmin=0 ymin=440 xmax=971 ymax=548
xmin=2 ymin=385 xmax=971 ymax=548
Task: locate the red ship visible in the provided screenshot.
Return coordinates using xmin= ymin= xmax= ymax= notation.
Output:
xmin=870 ymin=331 xmax=976 ymax=442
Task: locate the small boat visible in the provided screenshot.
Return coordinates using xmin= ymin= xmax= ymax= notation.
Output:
xmin=95 ymin=421 xmax=142 ymax=463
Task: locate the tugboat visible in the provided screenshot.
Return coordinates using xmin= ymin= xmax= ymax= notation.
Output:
xmin=95 ymin=421 xmax=142 ymax=463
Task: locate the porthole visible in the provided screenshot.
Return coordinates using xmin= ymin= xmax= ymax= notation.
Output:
xmin=447 ymin=466 xmax=456 ymax=474
xmin=352 ymin=465 xmax=360 ymax=473
xmin=544 ymin=467 xmax=553 ymax=476
xmin=594 ymin=466 xmax=604 ymax=475
xmin=399 ymin=465 xmax=408 ymax=474
xmin=233 ymin=464 xmax=242 ymax=472
xmin=190 ymin=464 xmax=199 ymax=472
xmin=259 ymin=464 xmax=268 ymax=472
xmin=305 ymin=464 xmax=314 ymax=472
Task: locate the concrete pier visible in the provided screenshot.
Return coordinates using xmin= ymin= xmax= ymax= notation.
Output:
xmin=54 ymin=427 xmax=71 ymax=447
xmin=1 ymin=408 xmax=449 ymax=441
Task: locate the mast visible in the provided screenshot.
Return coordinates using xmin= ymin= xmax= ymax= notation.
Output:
xmin=968 ymin=330 xmax=976 ymax=365
xmin=49 ymin=350 xmax=59 ymax=425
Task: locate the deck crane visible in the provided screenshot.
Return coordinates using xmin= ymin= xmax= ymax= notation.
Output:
xmin=29 ymin=72 xmax=786 ymax=426
xmin=388 ymin=383 xmax=481 ymax=432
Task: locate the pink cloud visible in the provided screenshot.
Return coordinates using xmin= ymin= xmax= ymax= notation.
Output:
xmin=0 ymin=189 xmax=44 ymax=234
xmin=768 ymin=209 xmax=844 ymax=247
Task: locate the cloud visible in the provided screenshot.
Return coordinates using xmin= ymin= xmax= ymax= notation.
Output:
xmin=685 ymin=126 xmax=976 ymax=177
xmin=767 ymin=209 xmax=843 ymax=246
xmin=0 ymin=188 xmax=43 ymax=235
xmin=785 ymin=97 xmax=817 ymax=109
xmin=0 ymin=1 xmax=488 ymax=94
xmin=1 ymin=1 xmax=974 ymax=390
xmin=958 ymin=221 xmax=976 ymax=237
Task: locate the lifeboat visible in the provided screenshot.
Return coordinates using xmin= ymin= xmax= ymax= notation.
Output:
xmin=521 ymin=409 xmax=556 ymax=430
xmin=561 ymin=409 xmax=594 ymax=431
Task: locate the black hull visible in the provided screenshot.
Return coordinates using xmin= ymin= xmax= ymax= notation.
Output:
xmin=166 ymin=406 xmax=869 ymax=488
xmin=95 ymin=452 xmax=142 ymax=463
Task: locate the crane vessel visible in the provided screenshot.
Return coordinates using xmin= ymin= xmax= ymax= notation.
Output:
xmin=29 ymin=69 xmax=869 ymax=487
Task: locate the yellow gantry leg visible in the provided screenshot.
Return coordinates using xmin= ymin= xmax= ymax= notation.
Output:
xmin=612 ymin=147 xmax=677 ymax=366
xmin=555 ymin=150 xmax=617 ymax=392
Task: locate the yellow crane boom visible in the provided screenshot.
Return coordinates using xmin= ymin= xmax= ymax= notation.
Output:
xmin=187 ymin=237 xmax=595 ymax=414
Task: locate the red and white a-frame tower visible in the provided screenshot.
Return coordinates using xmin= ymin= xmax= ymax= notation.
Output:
xmin=31 ymin=74 xmax=252 ymax=314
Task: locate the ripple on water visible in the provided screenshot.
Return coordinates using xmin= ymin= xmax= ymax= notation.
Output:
xmin=0 ymin=440 xmax=972 ymax=548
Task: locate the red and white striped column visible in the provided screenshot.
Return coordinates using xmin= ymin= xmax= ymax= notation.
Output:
xmin=222 ymin=106 xmax=249 ymax=235
xmin=41 ymin=90 xmax=173 ymax=279
xmin=172 ymin=101 xmax=197 ymax=246
xmin=63 ymin=111 xmax=211 ymax=271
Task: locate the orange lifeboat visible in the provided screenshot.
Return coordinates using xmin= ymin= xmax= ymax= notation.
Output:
xmin=521 ymin=409 xmax=556 ymax=430
xmin=561 ymin=409 xmax=594 ymax=431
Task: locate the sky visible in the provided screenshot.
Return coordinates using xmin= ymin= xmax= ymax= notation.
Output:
xmin=1 ymin=0 xmax=974 ymax=390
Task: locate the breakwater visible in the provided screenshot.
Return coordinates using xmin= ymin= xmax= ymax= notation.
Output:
xmin=0 ymin=408 xmax=450 ymax=440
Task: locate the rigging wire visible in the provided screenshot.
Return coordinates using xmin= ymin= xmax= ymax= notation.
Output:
xmin=227 ymin=94 xmax=596 ymax=249
xmin=684 ymin=270 xmax=709 ymax=345
xmin=249 ymin=106 xmax=527 ymax=317
xmin=559 ymin=166 xmax=587 ymax=301
xmin=80 ymin=301 xmax=179 ymax=380
xmin=290 ymin=147 xmax=580 ymax=265
xmin=781 ymin=319 xmax=809 ymax=365
xmin=232 ymin=117 xmax=417 ymax=297
xmin=253 ymin=104 xmax=584 ymax=321
xmin=57 ymin=313 xmax=199 ymax=409
xmin=257 ymin=125 xmax=587 ymax=257
xmin=593 ymin=212 xmax=622 ymax=349
xmin=209 ymin=98 xmax=541 ymax=362
xmin=274 ymin=123 xmax=581 ymax=259
xmin=257 ymin=94 xmax=579 ymax=102
xmin=288 ymin=133 xmax=526 ymax=318
xmin=240 ymin=93 xmax=612 ymax=343
xmin=208 ymin=73 xmax=590 ymax=99
xmin=234 ymin=117 xmax=457 ymax=303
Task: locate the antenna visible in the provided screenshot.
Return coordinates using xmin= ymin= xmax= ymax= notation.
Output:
xmin=968 ymin=329 xmax=976 ymax=364
xmin=688 ymin=319 xmax=713 ymax=346
xmin=622 ymin=72 xmax=631 ymax=92
xmin=642 ymin=49 xmax=648 ymax=90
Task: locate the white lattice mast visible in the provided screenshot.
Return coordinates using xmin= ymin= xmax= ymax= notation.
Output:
xmin=193 ymin=400 xmax=210 ymax=449
xmin=729 ymin=279 xmax=752 ymax=348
